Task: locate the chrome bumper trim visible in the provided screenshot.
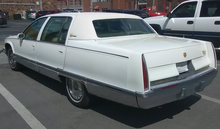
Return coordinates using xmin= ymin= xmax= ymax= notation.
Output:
xmin=148 ymin=67 xmax=216 ymax=91
xmin=136 ymin=68 xmax=217 ymax=109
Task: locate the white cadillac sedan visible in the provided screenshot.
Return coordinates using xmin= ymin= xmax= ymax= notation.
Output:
xmin=3 ymin=12 xmax=217 ymax=109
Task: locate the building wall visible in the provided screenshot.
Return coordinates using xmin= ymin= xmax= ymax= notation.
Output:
xmin=83 ymin=0 xmax=91 ymax=12
xmin=57 ymin=0 xmax=83 ymax=11
xmin=0 ymin=0 xmax=57 ymax=18
xmin=146 ymin=0 xmax=185 ymax=13
xmin=93 ymin=1 xmax=111 ymax=11
xmin=0 ymin=0 xmax=185 ymax=18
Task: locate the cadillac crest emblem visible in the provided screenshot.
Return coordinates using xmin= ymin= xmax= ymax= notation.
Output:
xmin=183 ymin=52 xmax=187 ymax=57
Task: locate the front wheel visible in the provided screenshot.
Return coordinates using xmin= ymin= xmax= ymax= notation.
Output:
xmin=7 ymin=48 xmax=21 ymax=71
xmin=66 ymin=78 xmax=91 ymax=108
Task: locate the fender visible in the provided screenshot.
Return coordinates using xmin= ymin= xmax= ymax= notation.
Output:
xmin=4 ymin=40 xmax=15 ymax=55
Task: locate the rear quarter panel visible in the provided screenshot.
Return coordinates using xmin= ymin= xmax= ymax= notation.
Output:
xmin=64 ymin=41 xmax=131 ymax=90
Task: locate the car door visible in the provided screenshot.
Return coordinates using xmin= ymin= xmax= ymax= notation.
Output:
xmin=163 ymin=1 xmax=197 ymax=38
xmin=35 ymin=16 xmax=73 ymax=80
xmin=16 ymin=17 xmax=47 ymax=71
xmin=194 ymin=1 xmax=220 ymax=48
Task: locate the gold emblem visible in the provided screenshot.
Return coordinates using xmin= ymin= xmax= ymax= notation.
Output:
xmin=202 ymin=50 xmax=206 ymax=55
xmin=183 ymin=52 xmax=187 ymax=57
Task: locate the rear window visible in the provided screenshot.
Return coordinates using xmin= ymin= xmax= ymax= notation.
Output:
xmin=93 ymin=19 xmax=154 ymax=38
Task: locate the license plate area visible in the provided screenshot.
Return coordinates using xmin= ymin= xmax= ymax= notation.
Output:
xmin=176 ymin=62 xmax=188 ymax=74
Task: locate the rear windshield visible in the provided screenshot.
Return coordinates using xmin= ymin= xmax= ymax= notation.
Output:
xmin=93 ymin=19 xmax=154 ymax=38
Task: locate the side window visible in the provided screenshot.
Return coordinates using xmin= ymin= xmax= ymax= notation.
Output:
xmin=41 ymin=17 xmax=72 ymax=44
xmin=172 ymin=2 xmax=197 ymax=18
xmin=201 ymin=1 xmax=220 ymax=17
xmin=23 ymin=17 xmax=47 ymax=40
xmin=58 ymin=17 xmax=72 ymax=44
xmin=213 ymin=2 xmax=220 ymax=16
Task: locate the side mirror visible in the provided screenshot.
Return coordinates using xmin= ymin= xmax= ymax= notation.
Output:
xmin=167 ymin=12 xmax=173 ymax=19
xmin=17 ymin=33 xmax=25 ymax=39
xmin=17 ymin=33 xmax=25 ymax=46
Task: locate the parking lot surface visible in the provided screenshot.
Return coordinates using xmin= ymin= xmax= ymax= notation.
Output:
xmin=0 ymin=20 xmax=220 ymax=129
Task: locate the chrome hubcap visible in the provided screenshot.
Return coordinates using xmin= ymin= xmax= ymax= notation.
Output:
xmin=67 ymin=78 xmax=84 ymax=102
xmin=9 ymin=50 xmax=16 ymax=68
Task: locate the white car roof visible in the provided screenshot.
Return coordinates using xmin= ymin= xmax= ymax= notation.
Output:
xmin=43 ymin=12 xmax=143 ymax=40
xmin=47 ymin=12 xmax=142 ymax=20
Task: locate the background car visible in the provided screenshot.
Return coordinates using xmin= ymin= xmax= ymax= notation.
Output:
xmin=103 ymin=9 xmax=150 ymax=18
xmin=35 ymin=10 xmax=62 ymax=19
xmin=141 ymin=7 xmax=167 ymax=16
xmin=0 ymin=10 xmax=7 ymax=25
xmin=35 ymin=11 xmax=50 ymax=19
xmin=28 ymin=12 xmax=36 ymax=20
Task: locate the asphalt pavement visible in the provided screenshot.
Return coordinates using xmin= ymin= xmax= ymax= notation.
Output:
xmin=0 ymin=20 xmax=220 ymax=129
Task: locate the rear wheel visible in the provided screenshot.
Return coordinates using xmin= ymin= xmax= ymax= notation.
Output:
xmin=7 ymin=48 xmax=21 ymax=71
xmin=66 ymin=78 xmax=91 ymax=108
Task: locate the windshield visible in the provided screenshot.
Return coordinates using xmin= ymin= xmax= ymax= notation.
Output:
xmin=93 ymin=18 xmax=154 ymax=38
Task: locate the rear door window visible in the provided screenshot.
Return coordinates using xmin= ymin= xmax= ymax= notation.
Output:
xmin=40 ymin=17 xmax=72 ymax=44
xmin=200 ymin=1 xmax=220 ymax=17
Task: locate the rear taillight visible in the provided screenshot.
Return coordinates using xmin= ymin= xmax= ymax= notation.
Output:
xmin=142 ymin=55 xmax=148 ymax=89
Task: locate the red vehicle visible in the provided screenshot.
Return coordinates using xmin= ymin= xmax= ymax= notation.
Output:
xmin=142 ymin=7 xmax=167 ymax=16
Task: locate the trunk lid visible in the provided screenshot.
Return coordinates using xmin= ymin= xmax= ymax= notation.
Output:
xmin=99 ymin=34 xmax=210 ymax=85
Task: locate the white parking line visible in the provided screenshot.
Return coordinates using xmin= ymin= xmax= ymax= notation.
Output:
xmin=198 ymin=93 xmax=220 ymax=104
xmin=0 ymin=83 xmax=46 ymax=129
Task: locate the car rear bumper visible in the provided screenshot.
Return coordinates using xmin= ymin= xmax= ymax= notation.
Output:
xmin=136 ymin=67 xmax=217 ymax=109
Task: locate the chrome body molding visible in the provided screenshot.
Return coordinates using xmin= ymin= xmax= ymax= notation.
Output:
xmin=57 ymin=68 xmax=139 ymax=108
xmin=66 ymin=46 xmax=129 ymax=59
xmin=15 ymin=54 xmax=62 ymax=81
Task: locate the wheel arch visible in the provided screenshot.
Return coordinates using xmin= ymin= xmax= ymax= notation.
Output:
xmin=4 ymin=42 xmax=15 ymax=54
xmin=58 ymin=74 xmax=88 ymax=89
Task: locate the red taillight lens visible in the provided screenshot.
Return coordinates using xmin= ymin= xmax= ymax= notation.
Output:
xmin=142 ymin=56 xmax=148 ymax=89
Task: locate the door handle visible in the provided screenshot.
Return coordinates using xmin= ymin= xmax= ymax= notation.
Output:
xmin=58 ymin=50 xmax=63 ymax=53
xmin=187 ymin=21 xmax=194 ymax=24
xmin=214 ymin=21 xmax=220 ymax=25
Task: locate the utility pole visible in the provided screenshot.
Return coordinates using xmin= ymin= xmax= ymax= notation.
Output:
xmin=118 ymin=0 xmax=120 ymax=9
xmin=40 ymin=0 xmax=43 ymax=11
xmin=91 ymin=0 xmax=93 ymax=12
xmin=135 ymin=0 xmax=139 ymax=9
